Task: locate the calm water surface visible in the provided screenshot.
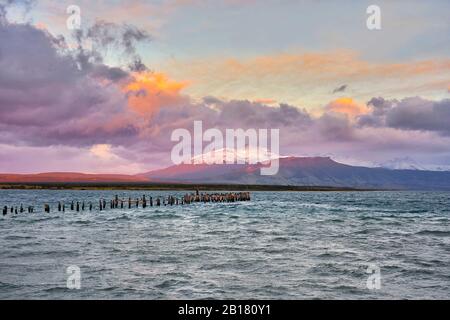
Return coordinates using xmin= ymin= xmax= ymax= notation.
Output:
xmin=0 ymin=190 xmax=449 ymax=299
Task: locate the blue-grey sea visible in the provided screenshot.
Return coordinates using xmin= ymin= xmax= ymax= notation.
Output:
xmin=0 ymin=190 xmax=449 ymax=299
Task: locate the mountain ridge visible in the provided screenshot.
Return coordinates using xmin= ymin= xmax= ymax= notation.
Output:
xmin=2 ymin=157 xmax=450 ymax=190
xmin=139 ymin=156 xmax=450 ymax=190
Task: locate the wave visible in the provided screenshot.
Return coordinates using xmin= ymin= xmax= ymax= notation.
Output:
xmin=4 ymin=235 xmax=34 ymax=240
xmin=415 ymin=230 xmax=450 ymax=237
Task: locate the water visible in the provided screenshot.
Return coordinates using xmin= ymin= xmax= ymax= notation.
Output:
xmin=0 ymin=190 xmax=449 ymax=299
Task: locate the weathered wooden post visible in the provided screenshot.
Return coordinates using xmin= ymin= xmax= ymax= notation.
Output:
xmin=128 ymin=197 xmax=131 ymax=209
xmin=89 ymin=202 xmax=93 ymax=211
xmin=3 ymin=206 xmax=7 ymax=216
xmin=156 ymin=198 xmax=160 ymax=206
xmin=120 ymin=200 xmax=123 ymax=208
xmin=70 ymin=201 xmax=74 ymax=211
xmin=62 ymin=203 xmax=65 ymax=212
xmin=44 ymin=204 xmax=50 ymax=213
xmin=150 ymin=196 xmax=153 ymax=207
xmin=143 ymin=195 xmax=147 ymax=208
xmin=76 ymin=202 xmax=80 ymax=212
xmin=20 ymin=205 xmax=24 ymax=213
xmin=82 ymin=202 xmax=85 ymax=211
xmin=136 ymin=198 xmax=139 ymax=208
xmin=99 ymin=199 xmax=103 ymax=211
xmin=58 ymin=202 xmax=61 ymax=212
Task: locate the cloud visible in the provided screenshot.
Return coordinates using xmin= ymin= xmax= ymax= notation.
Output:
xmin=253 ymin=98 xmax=277 ymax=105
xmin=0 ymin=143 xmax=146 ymax=174
xmin=0 ymin=17 xmax=147 ymax=148
xmin=168 ymin=51 xmax=450 ymax=85
xmin=0 ymin=0 xmax=34 ymax=21
xmin=72 ymin=20 xmax=151 ymax=73
xmin=358 ymin=97 xmax=450 ymax=135
xmin=90 ymin=144 xmax=114 ymax=160
xmin=1 ymin=15 xmax=450 ymax=173
xmin=124 ymin=71 xmax=189 ymax=117
xmin=165 ymin=50 xmax=450 ymax=109
xmin=332 ymin=84 xmax=347 ymax=94
xmin=326 ymin=97 xmax=369 ymax=117
xmin=85 ymin=20 xmax=150 ymax=55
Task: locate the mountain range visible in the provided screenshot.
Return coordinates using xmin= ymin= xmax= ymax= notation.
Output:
xmin=2 ymin=157 xmax=450 ymax=190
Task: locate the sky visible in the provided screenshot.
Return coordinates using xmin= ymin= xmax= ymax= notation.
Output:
xmin=0 ymin=0 xmax=449 ymax=173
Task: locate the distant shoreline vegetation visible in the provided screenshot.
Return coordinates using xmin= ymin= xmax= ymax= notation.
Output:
xmin=0 ymin=183 xmax=381 ymax=191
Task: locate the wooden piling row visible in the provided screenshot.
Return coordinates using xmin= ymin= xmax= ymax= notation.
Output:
xmin=3 ymin=204 xmax=35 ymax=215
xmin=1 ymin=191 xmax=251 ymax=215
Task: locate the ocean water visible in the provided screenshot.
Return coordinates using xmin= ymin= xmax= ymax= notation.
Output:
xmin=0 ymin=190 xmax=449 ymax=300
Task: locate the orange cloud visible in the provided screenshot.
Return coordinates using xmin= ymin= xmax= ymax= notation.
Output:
xmin=326 ymin=97 xmax=369 ymax=117
xmin=176 ymin=51 xmax=450 ymax=82
xmin=230 ymin=52 xmax=450 ymax=78
xmin=124 ymin=72 xmax=188 ymax=117
xmin=165 ymin=50 xmax=450 ymax=110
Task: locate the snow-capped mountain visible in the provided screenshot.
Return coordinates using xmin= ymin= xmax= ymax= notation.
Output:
xmin=2 ymin=156 xmax=450 ymax=190
xmin=139 ymin=156 xmax=450 ymax=190
xmin=190 ymin=147 xmax=282 ymax=165
xmin=379 ymin=157 xmax=426 ymax=170
xmin=379 ymin=157 xmax=450 ymax=171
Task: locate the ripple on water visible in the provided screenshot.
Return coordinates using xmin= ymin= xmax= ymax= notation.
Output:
xmin=415 ymin=230 xmax=450 ymax=237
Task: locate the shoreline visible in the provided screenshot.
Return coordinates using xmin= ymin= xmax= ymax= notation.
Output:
xmin=0 ymin=183 xmax=384 ymax=191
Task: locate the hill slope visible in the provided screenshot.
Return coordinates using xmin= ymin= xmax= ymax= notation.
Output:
xmin=140 ymin=157 xmax=450 ymax=190
xmin=2 ymin=157 xmax=450 ymax=190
